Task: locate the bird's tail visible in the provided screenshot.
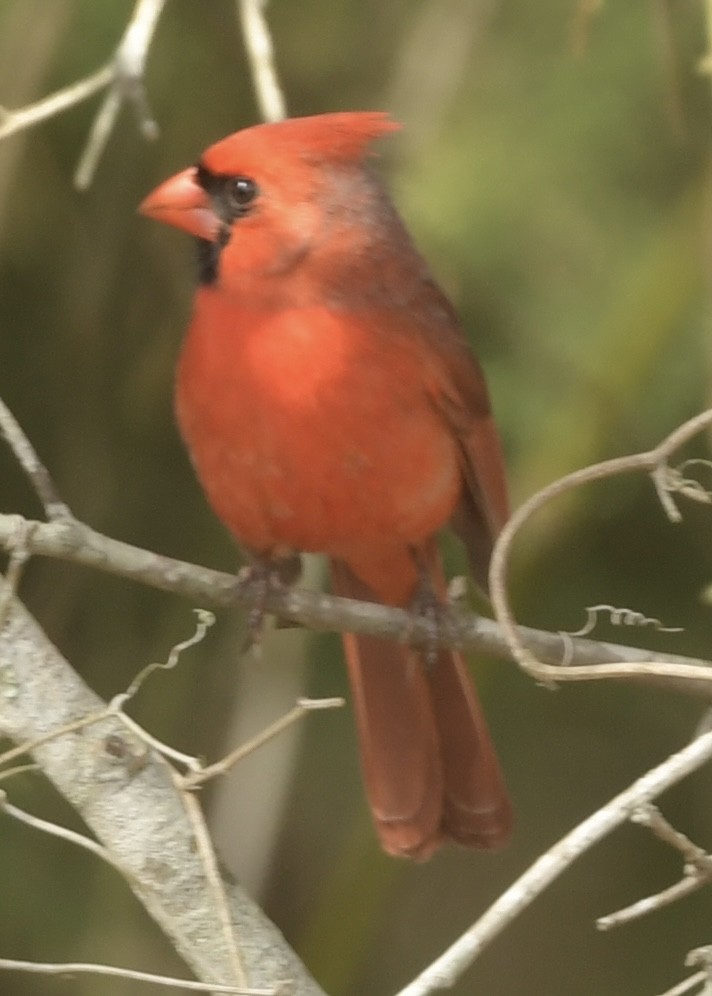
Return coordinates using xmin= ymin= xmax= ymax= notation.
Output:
xmin=330 ymin=553 xmax=512 ymax=859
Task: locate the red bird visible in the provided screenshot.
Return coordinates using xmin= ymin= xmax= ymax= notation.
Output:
xmin=140 ymin=112 xmax=512 ymax=859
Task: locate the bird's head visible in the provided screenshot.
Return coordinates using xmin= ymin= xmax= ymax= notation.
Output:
xmin=139 ymin=112 xmax=400 ymax=290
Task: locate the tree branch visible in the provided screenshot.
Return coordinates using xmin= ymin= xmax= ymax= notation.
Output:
xmin=0 ymin=581 xmax=327 ymax=996
xmin=73 ymin=0 xmax=165 ymax=188
xmin=237 ymin=0 xmax=287 ymax=122
xmin=394 ymin=728 xmax=712 ymax=995
xmin=0 ymin=0 xmax=166 ymax=189
xmin=490 ymin=408 xmax=712 ymax=691
xmin=0 ymin=510 xmax=709 ymax=698
xmin=0 ymin=958 xmax=278 ymax=993
xmin=0 ymin=65 xmax=113 ymax=141
xmin=0 ymin=396 xmax=72 ymax=520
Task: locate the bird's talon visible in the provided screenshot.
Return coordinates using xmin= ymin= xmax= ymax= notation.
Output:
xmin=406 ymin=583 xmax=447 ymax=669
xmin=234 ymin=556 xmax=300 ymax=651
xmin=405 ymin=549 xmax=462 ymax=668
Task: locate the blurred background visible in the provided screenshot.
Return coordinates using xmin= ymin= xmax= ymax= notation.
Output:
xmin=2 ymin=1 xmax=712 ymax=993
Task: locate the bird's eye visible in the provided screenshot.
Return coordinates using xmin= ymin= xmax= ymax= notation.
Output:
xmin=227 ymin=176 xmax=258 ymax=211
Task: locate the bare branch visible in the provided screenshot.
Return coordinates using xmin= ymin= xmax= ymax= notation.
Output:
xmin=0 ymin=606 xmax=338 ymax=994
xmin=0 ymin=397 xmax=71 ymax=520
xmin=0 ymin=791 xmax=136 ymax=883
xmin=0 ymin=1 xmax=166 ymax=189
xmin=598 ymin=806 xmax=712 ymax=929
xmin=0 ymin=65 xmax=114 ymax=141
xmin=73 ymin=84 xmax=125 ymax=190
xmin=394 ymin=729 xmax=712 ymax=996
xmin=0 ymin=958 xmax=279 ymax=994
xmin=1 ymin=629 xmax=272 ymax=993
xmin=0 ymin=518 xmax=33 ymax=632
xmin=180 ymin=784 xmax=249 ymax=990
xmin=656 ymin=972 xmax=707 ymax=996
xmin=597 ymin=874 xmax=707 ymax=932
xmin=74 ymin=0 xmax=166 ymax=188
xmin=0 ymin=508 xmax=710 ymax=697
xmin=237 ymin=0 xmax=287 ymax=121
xmin=0 ymin=583 xmax=327 ymax=996
xmin=0 ymin=763 xmax=39 ymax=782
xmin=0 ymin=509 xmax=709 ymax=696
xmin=632 ymin=804 xmax=712 ymax=867
xmin=184 ymin=697 xmax=345 ymax=789
xmin=490 ymin=408 xmax=712 ymax=690
xmin=685 ymin=948 xmax=712 ymax=994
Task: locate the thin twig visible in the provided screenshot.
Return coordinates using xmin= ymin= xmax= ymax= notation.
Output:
xmin=237 ymin=0 xmax=287 ymax=121
xmin=121 ymin=609 xmax=217 ymax=702
xmin=656 ymin=972 xmax=707 ymax=996
xmin=184 ymin=697 xmax=345 ymax=788
xmin=0 ymin=763 xmax=39 ymax=783
xmin=117 ymin=696 xmax=342 ymax=785
xmin=598 ymin=873 xmax=708 ymax=931
xmin=633 ymin=804 xmax=712 ymax=866
xmin=489 ymin=408 xmax=712 ymax=690
xmin=0 ymin=792 xmax=136 ymax=882
xmin=0 ymin=65 xmax=113 ymax=141
xmin=598 ymin=806 xmax=712 ymax=929
xmin=0 ymin=958 xmax=278 ymax=994
xmin=0 ymin=398 xmax=72 ymax=520
xmin=393 ymin=729 xmax=712 ymax=996
xmin=117 ymin=710 xmax=200 ymax=771
xmin=180 ymin=783 xmax=249 ymax=990
xmin=0 ymin=1 xmax=166 ymax=188
xmin=74 ymin=0 xmax=167 ymax=188
xmin=0 ymin=604 xmax=339 ymax=790
xmin=0 ymin=709 xmax=111 ymax=772
xmin=686 ymin=948 xmax=712 ymax=996
xmin=73 ymin=84 xmax=124 ymax=190
xmin=0 ymin=518 xmax=34 ymax=631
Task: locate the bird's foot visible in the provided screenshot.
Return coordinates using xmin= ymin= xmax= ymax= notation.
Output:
xmin=406 ymin=552 xmax=456 ymax=669
xmin=407 ymin=584 xmax=448 ymax=669
xmin=234 ymin=552 xmax=302 ymax=652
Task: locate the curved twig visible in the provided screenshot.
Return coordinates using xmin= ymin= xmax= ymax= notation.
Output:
xmin=490 ymin=408 xmax=712 ymax=688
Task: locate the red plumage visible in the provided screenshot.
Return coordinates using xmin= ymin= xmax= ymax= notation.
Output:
xmin=140 ymin=112 xmax=512 ymax=858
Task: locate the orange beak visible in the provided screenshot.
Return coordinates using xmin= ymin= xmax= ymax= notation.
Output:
xmin=139 ymin=167 xmax=219 ymax=241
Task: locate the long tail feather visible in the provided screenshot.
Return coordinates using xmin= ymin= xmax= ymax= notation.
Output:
xmin=331 ymin=555 xmax=512 ymax=858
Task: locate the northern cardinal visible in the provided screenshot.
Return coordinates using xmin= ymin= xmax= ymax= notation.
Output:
xmin=140 ymin=112 xmax=512 ymax=859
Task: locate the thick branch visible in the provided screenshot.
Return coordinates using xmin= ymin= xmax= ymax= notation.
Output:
xmin=0 ymin=581 xmax=326 ymax=996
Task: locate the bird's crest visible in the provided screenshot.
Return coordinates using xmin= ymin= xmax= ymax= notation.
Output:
xmin=200 ymin=112 xmax=400 ymax=176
